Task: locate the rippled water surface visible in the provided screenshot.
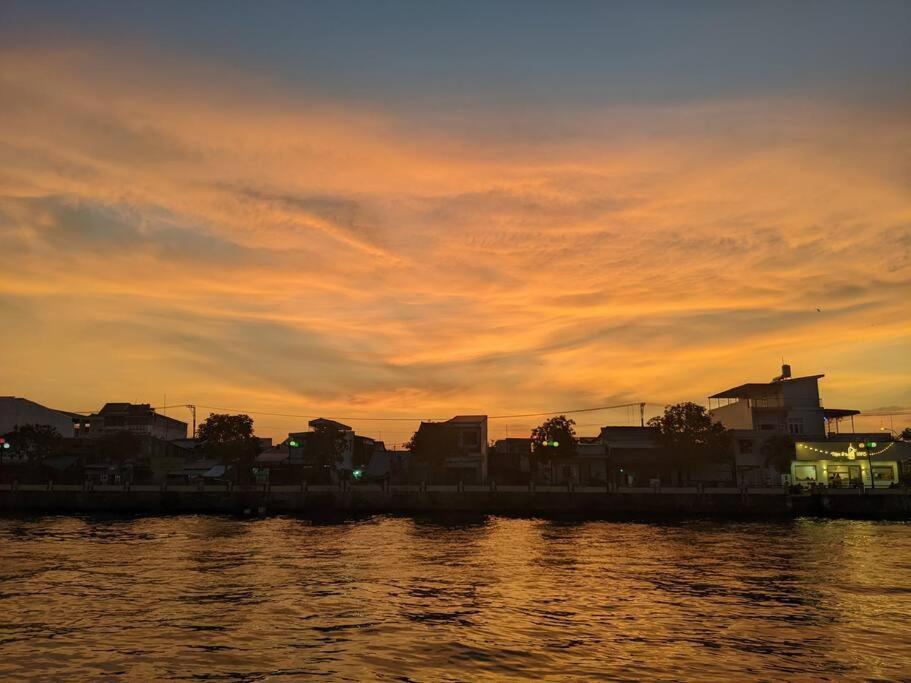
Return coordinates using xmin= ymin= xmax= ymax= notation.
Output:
xmin=1 ymin=515 xmax=910 ymax=681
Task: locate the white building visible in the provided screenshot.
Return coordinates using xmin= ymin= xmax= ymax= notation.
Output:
xmin=709 ymin=365 xmax=874 ymax=486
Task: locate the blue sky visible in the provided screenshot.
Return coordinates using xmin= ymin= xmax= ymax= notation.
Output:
xmin=5 ymin=1 xmax=910 ymax=111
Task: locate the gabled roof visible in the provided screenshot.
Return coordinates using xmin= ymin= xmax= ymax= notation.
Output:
xmin=0 ymin=396 xmax=84 ymax=420
xmin=710 ymin=375 xmax=824 ymax=399
xmin=308 ymin=418 xmax=352 ymax=431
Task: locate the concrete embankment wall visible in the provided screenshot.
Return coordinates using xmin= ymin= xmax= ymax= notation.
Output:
xmin=1 ymin=483 xmax=909 ymax=518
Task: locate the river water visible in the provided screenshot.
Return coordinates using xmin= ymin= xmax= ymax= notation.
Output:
xmin=1 ymin=515 xmax=909 ymax=681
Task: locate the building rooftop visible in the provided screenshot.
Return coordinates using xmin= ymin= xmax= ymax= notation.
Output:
xmin=823 ymin=408 xmax=862 ymax=419
xmin=0 ymin=396 xmax=83 ymax=420
xmin=255 ymin=450 xmax=290 ymax=464
xmin=600 ymin=426 xmax=659 ymax=448
xmin=709 ymin=375 xmax=824 ymax=399
xmin=307 ymin=418 xmax=352 ymax=431
xmin=98 ymin=402 xmax=152 ymax=414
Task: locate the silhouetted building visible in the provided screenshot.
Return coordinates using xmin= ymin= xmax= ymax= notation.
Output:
xmin=74 ymin=403 xmax=187 ymax=440
xmin=531 ymin=436 xmax=609 ymax=485
xmin=491 ymin=437 xmax=532 ymax=483
xmin=410 ymin=415 xmax=488 ymax=484
xmin=0 ymin=396 xmax=80 ymax=437
xmin=600 ymin=426 xmax=665 ymax=486
xmin=278 ymin=418 xmax=384 ymax=483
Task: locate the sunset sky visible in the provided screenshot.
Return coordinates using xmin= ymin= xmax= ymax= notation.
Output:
xmin=1 ymin=1 xmax=909 ymax=442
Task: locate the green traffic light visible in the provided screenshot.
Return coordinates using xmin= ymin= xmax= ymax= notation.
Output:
xmin=1 ymin=443 xmax=9 ymax=450
xmin=288 ymin=440 xmax=299 ymax=447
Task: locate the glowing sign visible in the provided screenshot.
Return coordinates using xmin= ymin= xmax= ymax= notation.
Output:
xmin=797 ymin=442 xmax=896 ymax=460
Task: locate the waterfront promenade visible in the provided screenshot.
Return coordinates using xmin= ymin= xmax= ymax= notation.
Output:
xmin=2 ymin=481 xmax=909 ymax=518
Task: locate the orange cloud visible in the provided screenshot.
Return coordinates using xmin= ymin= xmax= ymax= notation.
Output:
xmin=1 ymin=45 xmax=909 ymax=441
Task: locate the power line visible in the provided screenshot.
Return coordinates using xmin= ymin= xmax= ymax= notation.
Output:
xmin=186 ymin=401 xmax=661 ymax=423
xmin=187 ymin=404 xmax=911 ymax=421
xmin=64 ymin=401 xmax=911 ymax=424
xmin=488 ymin=402 xmax=660 ymax=420
xmin=193 ymin=405 xmax=442 ymax=422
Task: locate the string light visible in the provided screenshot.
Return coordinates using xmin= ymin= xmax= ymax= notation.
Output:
xmin=797 ymin=442 xmax=895 ymax=458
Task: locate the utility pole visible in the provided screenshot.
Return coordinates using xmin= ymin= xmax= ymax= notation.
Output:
xmin=154 ymin=403 xmax=196 ymax=438
xmin=640 ymin=403 xmax=645 ymax=427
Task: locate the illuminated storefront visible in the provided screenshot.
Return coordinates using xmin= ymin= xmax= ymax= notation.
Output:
xmin=793 ymin=440 xmax=906 ymax=487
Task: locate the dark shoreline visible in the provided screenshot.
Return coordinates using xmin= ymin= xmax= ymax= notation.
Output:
xmin=2 ymin=484 xmax=909 ymax=520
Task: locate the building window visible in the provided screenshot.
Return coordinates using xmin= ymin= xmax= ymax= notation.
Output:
xmin=828 ymin=465 xmax=860 ymax=487
xmin=794 ymin=464 xmax=817 ymax=482
xmin=738 ymin=439 xmax=753 ymax=454
xmin=788 ymin=418 xmax=804 ymax=435
xmin=759 ymin=423 xmax=776 ymax=431
xmin=872 ymin=466 xmax=895 ymax=483
xmin=462 ymin=430 xmax=479 ymax=447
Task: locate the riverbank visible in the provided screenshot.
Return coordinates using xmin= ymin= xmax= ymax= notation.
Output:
xmin=2 ymin=482 xmax=909 ymax=519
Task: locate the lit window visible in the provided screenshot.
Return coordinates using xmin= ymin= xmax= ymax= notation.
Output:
xmin=872 ymin=466 xmax=895 ymax=483
xmin=794 ymin=464 xmax=817 ymax=482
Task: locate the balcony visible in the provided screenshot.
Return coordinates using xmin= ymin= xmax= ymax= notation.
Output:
xmin=749 ymin=397 xmax=821 ymax=410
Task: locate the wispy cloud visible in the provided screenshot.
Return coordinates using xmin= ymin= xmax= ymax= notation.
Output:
xmin=1 ymin=44 xmax=909 ymax=439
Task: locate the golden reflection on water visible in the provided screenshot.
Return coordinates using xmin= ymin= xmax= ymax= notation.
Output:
xmin=1 ymin=516 xmax=910 ymax=680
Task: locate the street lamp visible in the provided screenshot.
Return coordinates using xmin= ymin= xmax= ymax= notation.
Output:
xmin=857 ymin=441 xmax=878 ymax=489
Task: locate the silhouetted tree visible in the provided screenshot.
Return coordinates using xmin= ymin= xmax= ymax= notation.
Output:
xmin=647 ymin=402 xmax=732 ymax=484
xmin=2 ymin=424 xmax=62 ymax=461
xmin=901 ymin=427 xmax=911 ymax=441
xmin=198 ymin=413 xmax=255 ymax=443
xmin=310 ymin=421 xmax=348 ymax=471
xmin=197 ymin=413 xmax=259 ymax=483
xmin=761 ymin=434 xmax=795 ymax=474
xmin=529 ymin=415 xmax=577 ymax=483
xmin=530 ymin=415 xmax=577 ymax=458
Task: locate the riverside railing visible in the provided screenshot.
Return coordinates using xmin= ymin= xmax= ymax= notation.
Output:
xmin=0 ymin=481 xmax=794 ymax=495
xmin=1 ymin=482 xmax=906 ymax=496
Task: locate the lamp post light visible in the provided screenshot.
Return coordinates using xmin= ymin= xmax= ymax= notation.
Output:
xmin=857 ymin=441 xmax=878 ymax=490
